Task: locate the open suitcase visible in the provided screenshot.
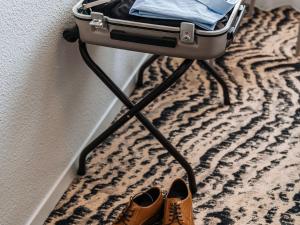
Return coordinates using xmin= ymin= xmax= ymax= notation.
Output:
xmin=73 ymin=0 xmax=246 ymax=59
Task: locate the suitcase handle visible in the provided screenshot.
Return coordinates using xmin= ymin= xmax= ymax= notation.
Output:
xmin=110 ymin=30 xmax=177 ymax=48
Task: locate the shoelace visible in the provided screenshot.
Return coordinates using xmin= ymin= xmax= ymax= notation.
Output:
xmin=166 ymin=202 xmax=185 ymax=225
xmin=114 ymin=200 xmax=135 ymax=225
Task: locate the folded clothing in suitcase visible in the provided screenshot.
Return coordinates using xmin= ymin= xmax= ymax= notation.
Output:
xmin=129 ymin=0 xmax=238 ymax=30
xmin=79 ymin=0 xmax=229 ymax=29
xmin=73 ymin=0 xmax=245 ymax=59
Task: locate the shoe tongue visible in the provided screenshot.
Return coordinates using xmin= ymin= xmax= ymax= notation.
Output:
xmin=168 ymin=198 xmax=182 ymax=204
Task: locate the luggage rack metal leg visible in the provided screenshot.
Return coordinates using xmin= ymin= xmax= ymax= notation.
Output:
xmin=199 ymin=60 xmax=231 ymax=105
xmin=77 ymin=40 xmax=197 ymax=195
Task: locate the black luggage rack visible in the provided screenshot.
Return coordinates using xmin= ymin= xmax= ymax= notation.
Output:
xmin=63 ymin=1 xmax=246 ymax=195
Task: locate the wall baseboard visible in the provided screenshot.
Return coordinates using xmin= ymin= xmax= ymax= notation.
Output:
xmin=26 ymin=54 xmax=150 ymax=225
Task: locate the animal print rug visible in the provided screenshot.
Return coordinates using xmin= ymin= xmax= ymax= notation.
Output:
xmin=45 ymin=7 xmax=300 ymax=225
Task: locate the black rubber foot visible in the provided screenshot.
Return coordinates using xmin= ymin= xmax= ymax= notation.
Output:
xmin=190 ymin=182 xmax=198 ymax=197
xmin=224 ymin=95 xmax=231 ymax=106
xmin=136 ymin=80 xmax=144 ymax=88
xmin=63 ymin=26 xmax=79 ymax=43
xmin=77 ymin=166 xmax=86 ymax=176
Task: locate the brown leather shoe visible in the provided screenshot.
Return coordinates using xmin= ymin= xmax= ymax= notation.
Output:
xmin=113 ymin=187 xmax=164 ymax=225
xmin=163 ymin=179 xmax=194 ymax=225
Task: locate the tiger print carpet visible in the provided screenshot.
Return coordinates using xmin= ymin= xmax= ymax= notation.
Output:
xmin=45 ymin=7 xmax=300 ymax=225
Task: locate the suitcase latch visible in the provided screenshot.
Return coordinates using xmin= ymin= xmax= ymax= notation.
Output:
xmin=180 ymin=22 xmax=195 ymax=44
xmin=90 ymin=12 xmax=108 ymax=32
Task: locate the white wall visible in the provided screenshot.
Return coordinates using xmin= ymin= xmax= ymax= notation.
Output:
xmin=0 ymin=1 xmax=146 ymax=225
xmin=255 ymin=0 xmax=300 ymax=11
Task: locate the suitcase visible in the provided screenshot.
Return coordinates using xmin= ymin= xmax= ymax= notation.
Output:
xmin=73 ymin=0 xmax=246 ymax=59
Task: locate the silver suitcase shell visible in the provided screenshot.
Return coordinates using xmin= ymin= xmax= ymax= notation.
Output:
xmin=73 ymin=0 xmax=245 ymax=59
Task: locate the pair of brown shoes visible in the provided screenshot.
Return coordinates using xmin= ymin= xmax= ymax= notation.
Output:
xmin=113 ymin=178 xmax=194 ymax=225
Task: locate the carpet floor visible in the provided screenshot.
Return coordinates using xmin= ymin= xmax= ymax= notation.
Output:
xmin=45 ymin=7 xmax=300 ymax=225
